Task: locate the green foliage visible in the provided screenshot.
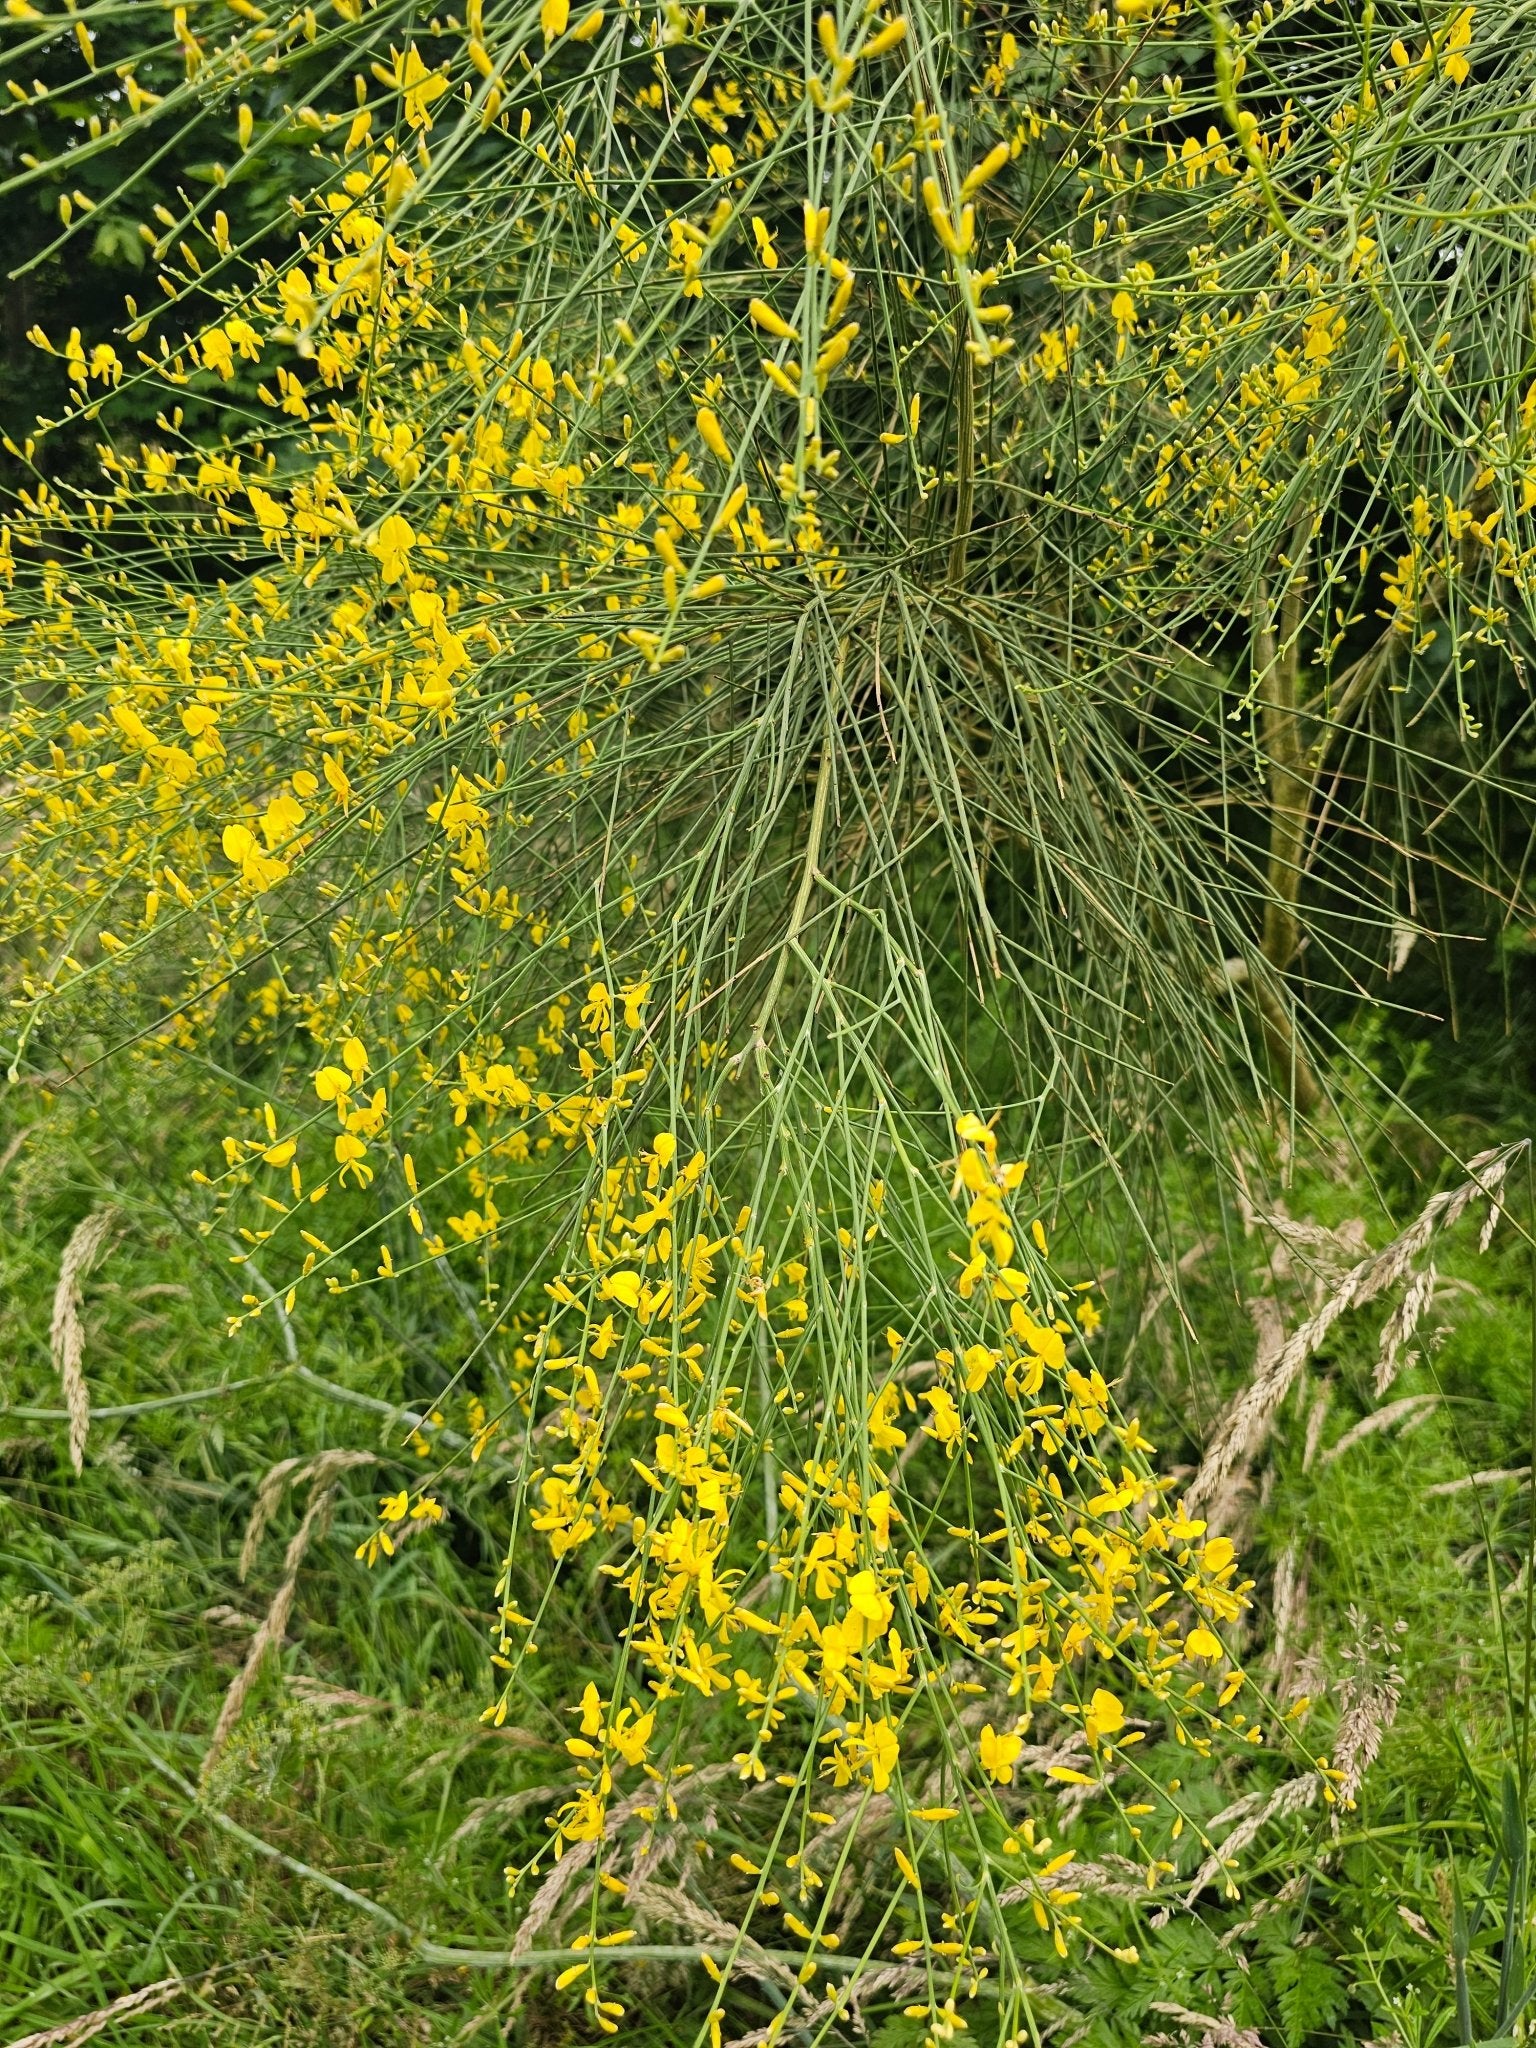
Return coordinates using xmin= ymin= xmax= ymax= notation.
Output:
xmin=0 ymin=8 xmax=340 ymax=478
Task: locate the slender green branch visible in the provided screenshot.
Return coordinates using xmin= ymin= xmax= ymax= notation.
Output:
xmin=123 ymin=1722 xmax=872 ymax=1978
xmin=948 ymin=336 xmax=975 ymax=589
xmin=735 ymin=706 xmax=838 ymax=1077
xmin=1253 ymin=513 xmax=1323 ymax=1114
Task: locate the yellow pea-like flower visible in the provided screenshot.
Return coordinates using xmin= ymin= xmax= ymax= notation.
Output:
xmin=748 ymin=297 xmax=798 ymax=342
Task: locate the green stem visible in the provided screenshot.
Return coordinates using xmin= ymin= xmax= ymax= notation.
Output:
xmin=121 ymin=1724 xmax=873 ymax=1980
xmin=947 ymin=335 xmax=974 ymax=589
xmin=739 ymin=711 xmax=837 ymax=1076
xmin=1254 ymin=515 xmax=1323 ymax=1115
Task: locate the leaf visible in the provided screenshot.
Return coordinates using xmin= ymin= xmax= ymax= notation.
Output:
xmin=1269 ymin=1944 xmax=1348 ymax=2048
xmin=90 ymin=219 xmax=145 ymax=271
xmin=1454 ymin=1860 xmax=1476 ymax=2047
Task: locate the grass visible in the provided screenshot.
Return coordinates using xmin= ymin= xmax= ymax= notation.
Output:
xmin=1 ymin=1087 xmax=555 ymax=2041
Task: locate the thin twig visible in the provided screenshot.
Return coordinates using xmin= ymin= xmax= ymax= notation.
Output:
xmin=4 ymin=1374 xmax=273 ymax=1423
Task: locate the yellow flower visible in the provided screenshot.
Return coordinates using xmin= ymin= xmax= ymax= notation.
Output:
xmin=844 ymin=1569 xmax=893 ymax=1646
xmin=962 ymin=1343 xmax=998 ymax=1391
xmin=246 ymin=485 xmax=288 ymax=537
xmin=955 ymin=1249 xmax=988 ymax=1297
xmin=1110 ymin=289 xmax=1137 ymax=358
xmin=334 ymin=1132 xmax=372 ymax=1186
xmin=862 ymin=15 xmax=908 ymax=57
xmin=860 ymin=1716 xmax=899 ymax=1791
xmin=748 ymin=297 xmax=798 ymax=343
xmin=1441 ymin=4 xmax=1474 ymax=83
xmin=202 ymin=330 xmax=236 ymax=381
xmin=979 ymin=1722 xmax=1022 ymax=1784
xmin=221 ymin=823 xmax=290 ymax=894
xmin=1082 ymin=1687 xmax=1125 ymax=1745
xmin=696 ymin=407 xmax=731 ymax=463
xmin=920 ymin=1385 xmax=963 ymax=1449
xmin=395 ymin=45 xmax=448 ymax=129
xmin=370 ymin=512 xmax=417 ymax=583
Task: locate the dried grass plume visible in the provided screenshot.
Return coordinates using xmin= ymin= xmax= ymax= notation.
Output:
xmin=49 ymin=1209 xmax=116 ymax=1475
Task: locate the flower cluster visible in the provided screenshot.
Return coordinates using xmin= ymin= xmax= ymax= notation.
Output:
xmin=464 ymin=1114 xmax=1307 ymax=2038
